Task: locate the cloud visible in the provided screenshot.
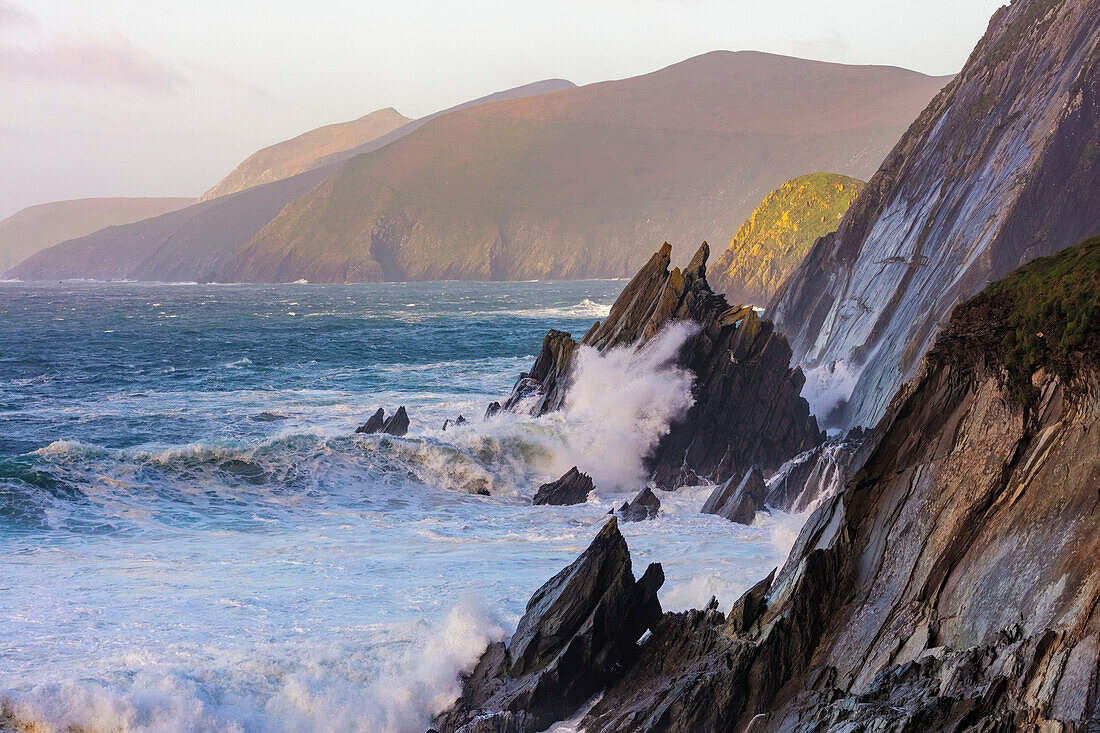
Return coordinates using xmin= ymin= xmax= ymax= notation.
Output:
xmin=0 ymin=32 xmax=186 ymax=91
xmin=0 ymin=1 xmax=35 ymax=31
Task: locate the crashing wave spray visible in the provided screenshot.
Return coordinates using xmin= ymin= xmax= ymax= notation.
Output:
xmin=557 ymin=322 xmax=697 ymax=491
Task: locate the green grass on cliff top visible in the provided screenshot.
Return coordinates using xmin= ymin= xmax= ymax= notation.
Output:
xmin=978 ymin=233 xmax=1100 ymax=403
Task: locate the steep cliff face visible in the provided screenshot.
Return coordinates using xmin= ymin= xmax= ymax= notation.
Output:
xmin=579 ymin=235 xmax=1100 ymax=732
xmin=708 ymin=173 xmax=864 ymax=307
xmin=770 ymin=0 xmax=1100 ymax=430
xmin=502 ymin=242 xmax=822 ymax=489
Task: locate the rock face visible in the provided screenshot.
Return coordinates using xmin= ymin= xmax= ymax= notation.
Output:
xmin=355 ymin=408 xmax=386 ymax=434
xmin=708 ymin=173 xmax=864 ymax=307
xmin=381 ymin=406 xmax=409 ymax=436
xmin=355 ymin=406 xmax=409 ymax=436
xmin=761 ymin=430 xmax=865 ymax=514
xmin=618 ymin=487 xmax=660 ymax=522
xmin=502 ymin=242 xmax=823 ymax=488
xmin=532 ymin=467 xmax=593 ymax=506
xmin=432 ymin=519 xmax=664 ymax=733
xmin=576 ymin=234 xmax=1100 ymax=732
xmin=700 ymin=465 xmax=768 ymax=525
xmin=770 ymin=0 xmax=1100 ymax=430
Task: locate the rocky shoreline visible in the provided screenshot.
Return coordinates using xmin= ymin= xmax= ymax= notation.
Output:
xmin=433 ymin=234 xmax=1100 ymax=733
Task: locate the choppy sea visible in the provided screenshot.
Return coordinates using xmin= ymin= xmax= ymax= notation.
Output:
xmin=0 ymin=281 xmax=802 ymax=732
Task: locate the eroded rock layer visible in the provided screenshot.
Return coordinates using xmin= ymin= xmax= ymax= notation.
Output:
xmin=501 ymin=242 xmax=823 ymax=488
xmin=770 ymin=0 xmax=1100 ymax=430
xmin=580 ymin=235 xmax=1100 ymax=732
xmin=432 ymin=519 xmax=663 ymax=733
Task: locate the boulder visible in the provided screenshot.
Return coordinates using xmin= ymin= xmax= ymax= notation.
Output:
xmin=380 ymin=405 xmax=409 ymax=436
xmin=432 ymin=519 xmax=664 ymax=733
xmin=701 ymin=465 xmax=767 ymax=525
xmin=484 ymin=401 xmax=502 ymax=419
xmin=618 ymin=486 xmax=660 ymax=522
xmin=355 ymin=407 xmax=386 ymax=434
xmin=532 ymin=467 xmax=593 ymax=506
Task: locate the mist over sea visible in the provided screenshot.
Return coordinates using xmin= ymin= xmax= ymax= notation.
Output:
xmin=0 ymin=281 xmax=799 ymax=732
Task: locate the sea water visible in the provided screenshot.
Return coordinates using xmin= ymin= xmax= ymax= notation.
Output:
xmin=0 ymin=281 xmax=802 ymax=733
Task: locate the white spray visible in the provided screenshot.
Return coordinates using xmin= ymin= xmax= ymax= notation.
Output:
xmin=557 ymin=322 xmax=697 ymax=491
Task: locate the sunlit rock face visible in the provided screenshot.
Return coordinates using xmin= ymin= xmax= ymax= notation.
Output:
xmin=770 ymin=0 xmax=1100 ymax=430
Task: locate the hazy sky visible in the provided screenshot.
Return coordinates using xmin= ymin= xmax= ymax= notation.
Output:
xmin=1 ymin=0 xmax=1003 ymax=219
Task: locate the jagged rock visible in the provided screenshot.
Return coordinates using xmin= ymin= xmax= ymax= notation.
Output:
xmin=355 ymin=407 xmax=386 ymax=434
xmin=380 ymin=405 xmax=409 ymax=436
xmin=580 ymin=235 xmax=1100 ymax=731
xmin=532 ymin=467 xmax=592 ymax=506
xmin=441 ymin=415 xmax=467 ymax=431
xmin=499 ymin=242 xmax=823 ymax=488
xmin=484 ymin=401 xmax=502 ymax=419
xmin=770 ymin=0 xmax=1100 ymax=430
xmin=502 ymin=330 xmax=576 ymax=415
xmin=763 ymin=432 xmax=865 ymax=513
xmin=700 ymin=465 xmax=768 ymax=525
xmin=432 ymin=519 xmax=664 ymax=733
xmin=618 ymin=486 xmax=660 ymax=522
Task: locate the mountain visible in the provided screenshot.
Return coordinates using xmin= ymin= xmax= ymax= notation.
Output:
xmin=199 ymin=108 xmax=411 ymax=201
xmin=770 ymin=0 xmax=1100 ymax=430
xmin=8 ymin=79 xmax=575 ymax=282
xmin=439 ymin=232 xmax=1100 ymax=732
xmin=223 ymin=51 xmax=948 ymax=283
xmin=0 ymin=197 xmax=194 ymax=275
xmin=708 ymin=172 xmax=864 ymax=307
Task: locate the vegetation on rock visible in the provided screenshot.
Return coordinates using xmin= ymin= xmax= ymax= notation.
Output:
xmin=709 ymin=173 xmax=864 ymax=306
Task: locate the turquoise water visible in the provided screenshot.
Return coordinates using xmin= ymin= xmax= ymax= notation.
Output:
xmin=0 ymin=281 xmax=797 ymax=732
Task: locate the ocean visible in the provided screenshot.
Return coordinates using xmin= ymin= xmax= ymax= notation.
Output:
xmin=0 ymin=281 xmax=801 ymax=733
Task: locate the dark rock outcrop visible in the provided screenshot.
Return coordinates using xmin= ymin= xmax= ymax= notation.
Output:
xmin=432 ymin=519 xmax=664 ymax=733
xmin=532 ymin=467 xmax=593 ymax=506
xmin=380 ymin=406 xmax=409 ymax=436
xmin=484 ymin=401 xmax=502 ymax=420
xmin=442 ymin=415 xmax=467 ymax=431
xmin=762 ymin=430 xmax=865 ymax=513
xmin=577 ymin=234 xmax=1100 ymax=732
xmin=355 ymin=408 xmax=386 ymax=434
xmin=700 ymin=465 xmax=768 ymax=525
xmin=618 ymin=487 xmax=660 ymax=522
xmin=770 ymin=0 xmax=1100 ymax=430
xmin=502 ymin=242 xmax=823 ymax=488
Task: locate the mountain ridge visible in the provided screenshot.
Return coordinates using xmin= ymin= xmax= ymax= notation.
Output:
xmin=222 ymin=51 xmax=949 ymax=283
xmin=198 ymin=107 xmax=411 ymax=201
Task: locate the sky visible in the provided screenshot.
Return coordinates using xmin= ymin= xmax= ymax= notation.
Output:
xmin=0 ymin=0 xmax=1003 ymax=219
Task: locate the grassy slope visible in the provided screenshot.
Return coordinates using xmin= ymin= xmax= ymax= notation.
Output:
xmin=199 ymin=108 xmax=411 ymax=201
xmin=935 ymin=233 xmax=1100 ymax=404
xmin=227 ymin=51 xmax=949 ymax=283
xmin=0 ymin=197 xmax=195 ymax=275
xmin=708 ymin=173 xmax=864 ymax=306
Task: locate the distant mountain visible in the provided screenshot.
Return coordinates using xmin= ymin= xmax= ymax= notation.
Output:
xmin=770 ymin=0 xmax=1100 ymax=430
xmin=709 ymin=173 xmax=864 ymax=307
xmin=0 ymin=197 xmax=194 ymax=275
xmin=9 ymin=79 xmax=575 ymax=282
xmin=199 ymin=108 xmax=411 ymax=201
xmin=224 ymin=51 xmax=948 ymax=283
